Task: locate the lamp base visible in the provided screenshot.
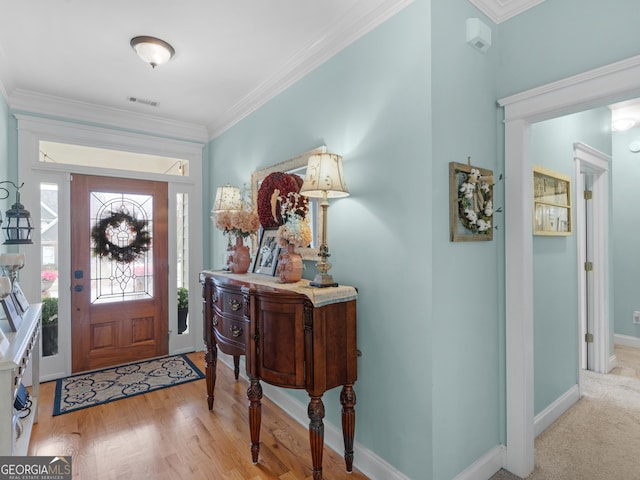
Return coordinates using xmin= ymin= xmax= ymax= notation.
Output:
xmin=309 ymin=273 xmax=338 ymax=288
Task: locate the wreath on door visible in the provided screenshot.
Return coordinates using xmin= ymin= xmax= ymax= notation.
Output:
xmin=91 ymin=211 xmax=151 ymax=263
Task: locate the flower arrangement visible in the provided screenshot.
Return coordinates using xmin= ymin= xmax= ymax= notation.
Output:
xmin=213 ymin=208 xmax=260 ymax=239
xmin=276 ymin=192 xmax=312 ymax=247
xmin=41 ymin=270 xmax=58 ymax=282
xmin=458 ymin=168 xmax=494 ymax=233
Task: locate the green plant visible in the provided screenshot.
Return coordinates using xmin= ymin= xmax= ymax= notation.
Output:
xmin=42 ymin=297 xmax=58 ymax=325
xmin=177 ymin=287 xmax=189 ymax=310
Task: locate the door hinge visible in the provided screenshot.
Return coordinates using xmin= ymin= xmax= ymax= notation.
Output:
xmin=584 ymin=261 xmax=593 ymax=272
xmin=585 ymin=333 xmax=594 ymax=343
xmin=584 ymin=190 xmax=593 ymax=200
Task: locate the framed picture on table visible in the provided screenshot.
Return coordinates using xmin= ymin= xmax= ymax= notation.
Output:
xmin=12 ymin=282 xmax=29 ymax=314
xmin=1 ymin=294 xmax=23 ymax=332
xmin=252 ymin=228 xmax=280 ymax=276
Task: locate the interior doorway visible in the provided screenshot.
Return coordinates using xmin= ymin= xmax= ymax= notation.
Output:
xmin=499 ymin=56 xmax=640 ymax=477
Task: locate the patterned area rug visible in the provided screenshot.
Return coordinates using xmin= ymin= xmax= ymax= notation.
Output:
xmin=53 ymin=354 xmax=204 ymax=416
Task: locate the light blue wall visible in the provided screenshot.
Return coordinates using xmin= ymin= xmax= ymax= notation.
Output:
xmin=613 ymin=129 xmax=640 ymax=339
xmin=498 ymin=0 xmax=640 ymax=99
xmin=209 ymin=2 xmax=434 ymax=478
xmin=431 ymin=1 xmax=503 ymax=479
xmin=530 ymin=108 xmax=611 ymax=415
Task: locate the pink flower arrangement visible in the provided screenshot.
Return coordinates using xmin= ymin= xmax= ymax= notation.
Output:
xmin=41 ymin=270 xmax=58 ymax=282
xmin=214 ymin=209 xmax=260 ymax=239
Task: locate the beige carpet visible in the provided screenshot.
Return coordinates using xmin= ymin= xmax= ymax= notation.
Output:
xmin=491 ymin=345 xmax=640 ymax=480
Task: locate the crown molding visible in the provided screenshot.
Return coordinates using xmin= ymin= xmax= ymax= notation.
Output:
xmin=8 ymin=89 xmax=208 ymax=143
xmin=206 ymin=0 xmax=414 ymax=139
xmin=467 ymin=0 xmax=546 ymax=24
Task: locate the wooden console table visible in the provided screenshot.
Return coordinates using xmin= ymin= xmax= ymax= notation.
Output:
xmin=200 ymin=270 xmax=358 ymax=480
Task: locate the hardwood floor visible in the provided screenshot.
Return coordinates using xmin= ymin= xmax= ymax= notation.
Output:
xmin=28 ymin=352 xmax=369 ymax=480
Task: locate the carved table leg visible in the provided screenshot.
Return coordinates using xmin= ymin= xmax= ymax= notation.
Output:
xmin=247 ymin=377 xmax=263 ymax=464
xmin=308 ymin=395 xmax=326 ymax=480
xmin=340 ymin=384 xmax=357 ymax=472
xmin=204 ymin=341 xmax=218 ymax=410
xmin=233 ymin=355 xmax=240 ymax=380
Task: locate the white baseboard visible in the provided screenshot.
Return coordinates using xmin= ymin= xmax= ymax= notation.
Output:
xmin=608 ymin=354 xmax=618 ymax=372
xmin=218 ymin=354 xmax=412 ymax=480
xmin=453 ymin=445 xmax=506 ymax=480
xmin=533 ymin=384 xmax=580 ymax=437
xmin=614 ymin=333 xmax=640 ymax=349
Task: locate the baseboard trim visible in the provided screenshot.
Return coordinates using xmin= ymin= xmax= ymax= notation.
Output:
xmin=614 ymin=333 xmax=640 ymax=349
xmin=218 ymin=354 xmax=412 ymax=480
xmin=533 ymin=384 xmax=580 ymax=437
xmin=453 ymin=445 xmax=506 ymax=480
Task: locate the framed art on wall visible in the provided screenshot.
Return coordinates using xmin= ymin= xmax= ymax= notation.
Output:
xmin=252 ymin=228 xmax=280 ymax=275
xmin=533 ymin=166 xmax=572 ymax=236
xmin=449 ymin=161 xmax=495 ymax=242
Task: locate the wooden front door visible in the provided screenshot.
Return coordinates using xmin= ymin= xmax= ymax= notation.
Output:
xmin=70 ymin=174 xmax=168 ymax=373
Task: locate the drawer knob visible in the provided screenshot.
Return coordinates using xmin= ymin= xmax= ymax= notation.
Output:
xmin=213 ymin=316 xmax=219 ymax=327
xmin=230 ymin=299 xmax=241 ymax=311
xmin=230 ymin=325 xmax=243 ymax=338
xmin=212 ymin=292 xmax=219 ymax=303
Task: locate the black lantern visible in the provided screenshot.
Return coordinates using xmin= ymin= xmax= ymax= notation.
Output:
xmin=0 ymin=181 xmax=34 ymax=245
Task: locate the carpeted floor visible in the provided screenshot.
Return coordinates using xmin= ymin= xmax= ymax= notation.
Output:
xmin=491 ymin=344 xmax=640 ymax=480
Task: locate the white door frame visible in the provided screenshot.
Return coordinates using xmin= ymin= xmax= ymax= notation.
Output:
xmin=499 ymin=55 xmax=640 ymax=477
xmin=574 ymin=142 xmax=611 ymax=375
xmin=15 ymin=115 xmax=205 ymax=381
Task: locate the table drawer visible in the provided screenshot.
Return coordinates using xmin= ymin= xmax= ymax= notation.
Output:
xmin=213 ymin=314 xmax=248 ymax=351
xmin=215 ymin=288 xmax=244 ymax=318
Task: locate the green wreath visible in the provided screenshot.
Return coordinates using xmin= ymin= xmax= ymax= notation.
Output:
xmin=91 ymin=211 xmax=151 ymax=263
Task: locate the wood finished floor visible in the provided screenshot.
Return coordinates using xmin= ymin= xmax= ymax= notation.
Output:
xmin=28 ymin=352 xmax=369 ymax=480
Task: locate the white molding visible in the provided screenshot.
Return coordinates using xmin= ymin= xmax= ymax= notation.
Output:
xmin=533 ymin=384 xmax=580 ymax=437
xmin=206 ymin=0 xmax=414 ymax=139
xmin=609 ymin=354 xmax=618 ymax=372
xmin=453 ymin=445 xmax=506 ymax=480
xmin=614 ymin=333 xmax=640 ymax=349
xmin=218 ymin=354 xmax=411 ymax=480
xmin=499 ymin=54 xmax=640 ymax=478
xmin=499 ymin=55 xmax=640 ymax=123
xmin=467 ymin=0 xmax=546 ymax=24
xmin=9 ymin=89 xmax=209 ymax=143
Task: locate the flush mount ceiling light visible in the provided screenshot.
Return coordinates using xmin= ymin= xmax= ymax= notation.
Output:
xmin=612 ymin=117 xmax=636 ymax=132
xmin=130 ymin=36 xmax=175 ymax=68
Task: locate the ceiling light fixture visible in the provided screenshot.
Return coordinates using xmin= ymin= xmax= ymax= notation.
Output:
xmin=130 ymin=36 xmax=175 ymax=69
xmin=612 ymin=118 xmax=636 ymax=132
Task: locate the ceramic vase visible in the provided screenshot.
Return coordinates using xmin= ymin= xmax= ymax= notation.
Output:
xmin=277 ymin=243 xmax=303 ymax=283
xmin=230 ymin=236 xmax=251 ymax=274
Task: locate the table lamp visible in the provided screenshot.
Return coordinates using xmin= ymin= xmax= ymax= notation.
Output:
xmin=211 ymin=185 xmax=242 ymax=270
xmin=300 ymin=153 xmax=349 ymax=287
xmin=0 ymin=252 xmax=25 ymax=285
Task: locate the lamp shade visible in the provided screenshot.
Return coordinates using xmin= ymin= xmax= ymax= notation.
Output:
xmin=212 ymin=185 xmax=242 ymax=212
xmin=130 ymin=36 xmax=175 ymax=68
xmin=300 ymin=153 xmax=350 ymax=199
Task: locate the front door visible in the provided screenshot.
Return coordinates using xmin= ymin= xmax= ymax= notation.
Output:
xmin=70 ymin=174 xmax=168 ymax=373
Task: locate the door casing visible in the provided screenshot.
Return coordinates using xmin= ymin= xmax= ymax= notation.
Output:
xmin=16 ymin=115 xmax=204 ymax=381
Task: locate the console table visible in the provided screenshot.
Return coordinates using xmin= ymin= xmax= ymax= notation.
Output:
xmin=200 ymin=271 xmax=358 ymax=480
xmin=0 ymin=303 xmax=42 ymax=456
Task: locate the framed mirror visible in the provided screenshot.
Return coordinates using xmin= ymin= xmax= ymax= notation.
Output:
xmin=251 ymin=146 xmax=326 ymax=260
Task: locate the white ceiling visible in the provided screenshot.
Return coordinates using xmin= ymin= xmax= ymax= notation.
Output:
xmin=0 ymin=0 xmax=636 ymax=144
xmin=0 ymin=0 xmax=412 ymax=141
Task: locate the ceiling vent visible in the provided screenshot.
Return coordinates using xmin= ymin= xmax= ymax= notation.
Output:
xmin=127 ymin=96 xmax=159 ymax=107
